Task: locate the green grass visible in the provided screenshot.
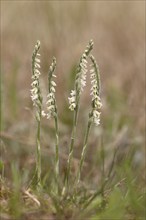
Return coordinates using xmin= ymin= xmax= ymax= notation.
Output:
xmin=0 ymin=141 xmax=145 ymax=219
xmin=0 ymin=88 xmax=145 ymax=220
xmin=0 ymin=80 xmax=145 ymax=219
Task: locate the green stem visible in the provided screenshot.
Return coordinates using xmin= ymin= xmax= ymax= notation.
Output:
xmin=64 ymin=103 xmax=79 ymax=192
xmin=54 ymin=111 xmax=59 ymax=190
xmin=76 ymin=120 xmax=92 ymax=185
xmin=36 ymin=117 xmax=41 ymax=187
xmin=100 ymin=137 xmax=105 ymax=198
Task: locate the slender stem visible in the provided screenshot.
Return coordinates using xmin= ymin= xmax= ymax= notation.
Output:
xmin=54 ymin=110 xmax=59 ymax=191
xmin=64 ymin=102 xmax=79 ymax=192
xmin=76 ymin=120 xmax=92 ymax=185
xmin=36 ymin=117 xmax=41 ymax=187
xmin=100 ymin=137 xmax=105 ymax=198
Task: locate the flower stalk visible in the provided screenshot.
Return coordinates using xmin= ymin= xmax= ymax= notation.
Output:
xmin=31 ymin=40 xmax=42 ymax=187
xmin=64 ymin=40 xmax=94 ymax=192
xmin=76 ymin=54 xmax=102 ymax=185
xmin=42 ymin=57 xmax=59 ymax=187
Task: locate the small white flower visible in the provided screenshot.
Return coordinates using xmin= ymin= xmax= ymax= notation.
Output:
xmin=93 ymin=110 xmax=101 ymax=118
xmin=50 ymin=86 xmax=56 ymax=93
xmin=69 ymin=103 xmax=76 ymax=111
xmin=92 ymin=109 xmax=101 ymax=126
xmin=31 ymin=93 xmax=38 ymax=101
xmin=31 ymin=80 xmax=38 ymax=87
xmin=95 ymin=97 xmax=102 ymax=109
xmin=35 ymin=58 xmax=40 ymax=63
xmin=81 ymin=79 xmax=86 ymax=88
xmin=35 ymin=63 xmax=40 ymax=69
xmin=68 ymin=96 xmax=75 ymax=103
xmin=41 ymin=110 xmax=46 ymax=117
xmin=46 ymin=113 xmax=51 ymax=119
xmin=47 ymin=105 xmax=55 ymax=111
xmin=46 ymin=98 xmax=54 ymax=104
xmin=68 ymin=90 xmax=76 ymax=111
xmin=51 ymin=81 xmax=56 ymax=87
xmin=71 ymin=90 xmax=76 ymax=96
xmin=47 ymin=93 xmax=54 ymax=98
xmin=93 ymin=118 xmax=100 ymax=126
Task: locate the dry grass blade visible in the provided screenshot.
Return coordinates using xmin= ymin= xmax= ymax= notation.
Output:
xmin=23 ymin=189 xmax=40 ymax=207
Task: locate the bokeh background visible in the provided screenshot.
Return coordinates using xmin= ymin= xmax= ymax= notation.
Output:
xmin=1 ymin=1 xmax=145 ymax=179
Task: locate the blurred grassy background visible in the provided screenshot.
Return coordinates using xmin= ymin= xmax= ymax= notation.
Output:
xmin=0 ymin=1 xmax=145 ymax=219
xmin=1 ymin=0 xmax=145 ymax=182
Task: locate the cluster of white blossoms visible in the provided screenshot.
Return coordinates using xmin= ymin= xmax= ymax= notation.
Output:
xmin=68 ymin=40 xmax=93 ymax=111
xmin=77 ymin=53 xmax=88 ymax=93
xmin=90 ymin=55 xmax=102 ymax=126
xmin=42 ymin=57 xmax=57 ymax=119
xmin=68 ymin=90 xmax=76 ymax=111
xmin=68 ymin=54 xmax=88 ymax=111
xmin=31 ymin=40 xmax=42 ymax=111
